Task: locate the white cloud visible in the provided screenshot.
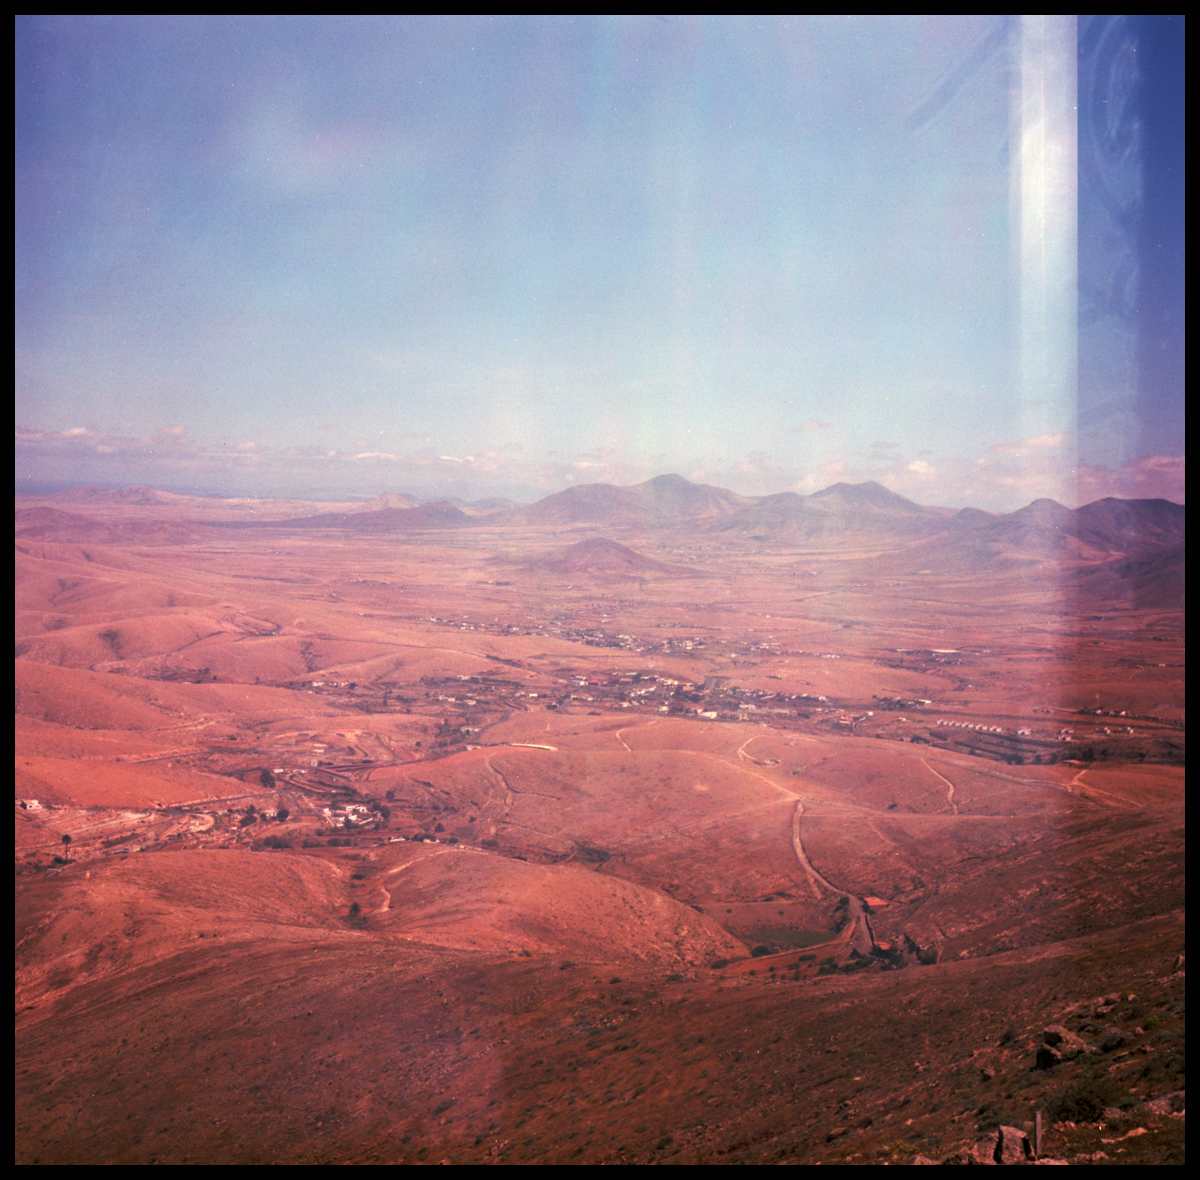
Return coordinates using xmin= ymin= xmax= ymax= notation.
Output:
xmin=1074 ymin=455 xmax=1185 ymax=505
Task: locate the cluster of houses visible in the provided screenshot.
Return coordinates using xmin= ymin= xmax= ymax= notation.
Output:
xmin=936 ymin=720 xmax=1008 ymax=735
xmin=929 ymin=718 xmax=1135 ymax=742
xmin=321 ymin=802 xmax=374 ymax=827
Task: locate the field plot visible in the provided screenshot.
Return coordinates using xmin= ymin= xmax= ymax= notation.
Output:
xmin=15 ymin=484 xmax=1185 ymax=1164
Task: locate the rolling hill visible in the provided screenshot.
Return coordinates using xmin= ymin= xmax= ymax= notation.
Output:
xmin=524 ymin=537 xmax=693 ymax=580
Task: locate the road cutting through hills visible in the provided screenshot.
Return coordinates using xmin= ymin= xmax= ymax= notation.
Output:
xmin=376 ymin=846 xmax=454 ymax=913
xmin=484 ymin=755 xmax=515 ymax=810
xmin=1067 ymin=766 xmax=1141 ymax=809
xmin=789 ymin=798 xmax=878 ymax=956
xmin=791 ymin=800 xmax=826 ymax=900
xmin=688 ymin=746 xmax=880 ymax=957
xmin=737 ymin=735 xmax=779 ymax=766
xmin=921 ymin=757 xmax=959 ymax=815
xmin=615 ymin=718 xmax=659 ymax=752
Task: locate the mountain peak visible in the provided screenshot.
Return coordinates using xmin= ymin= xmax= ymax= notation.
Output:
xmin=808 ymin=480 xmax=924 ymax=514
xmin=526 ymin=536 xmax=684 ymax=579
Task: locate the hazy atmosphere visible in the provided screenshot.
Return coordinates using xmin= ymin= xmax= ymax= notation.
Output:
xmin=14 ymin=20 xmax=1187 ymax=1166
xmin=15 ymin=16 xmax=1183 ymax=509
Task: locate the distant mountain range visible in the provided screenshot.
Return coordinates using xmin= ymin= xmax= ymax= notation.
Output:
xmin=506 ymin=473 xmax=751 ymax=527
xmin=278 ymin=500 xmax=471 ymax=531
xmin=18 ymin=476 xmax=1184 ymax=573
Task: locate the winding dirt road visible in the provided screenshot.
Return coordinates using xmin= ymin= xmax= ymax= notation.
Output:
xmin=922 ymin=757 xmax=959 ymax=815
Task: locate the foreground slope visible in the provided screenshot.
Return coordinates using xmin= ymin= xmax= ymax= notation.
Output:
xmin=15 ymin=887 xmax=1185 ymax=1164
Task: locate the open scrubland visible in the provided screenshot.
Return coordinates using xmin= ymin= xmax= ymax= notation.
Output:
xmin=15 ymin=478 xmax=1185 ymax=1163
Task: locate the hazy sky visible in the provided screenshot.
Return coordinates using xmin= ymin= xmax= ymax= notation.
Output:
xmin=15 ymin=16 xmax=1184 ymax=509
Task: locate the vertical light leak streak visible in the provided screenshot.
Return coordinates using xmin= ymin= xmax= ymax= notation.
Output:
xmin=1012 ymin=15 xmax=1078 ymax=483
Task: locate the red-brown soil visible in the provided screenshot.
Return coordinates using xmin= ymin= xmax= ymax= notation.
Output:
xmin=14 ymin=483 xmax=1186 ymax=1163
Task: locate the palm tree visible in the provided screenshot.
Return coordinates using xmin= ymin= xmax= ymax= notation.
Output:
xmin=61 ymin=833 xmax=72 ymax=859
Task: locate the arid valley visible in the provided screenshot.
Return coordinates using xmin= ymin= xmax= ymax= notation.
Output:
xmin=15 ymin=475 xmax=1185 ymax=1164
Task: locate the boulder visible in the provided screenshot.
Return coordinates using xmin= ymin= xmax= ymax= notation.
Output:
xmin=1041 ymin=1024 xmax=1090 ymax=1060
xmin=971 ymin=1131 xmax=1000 ymax=1164
xmin=1041 ymin=1024 xmax=1069 ymax=1046
xmin=1035 ymin=1044 xmax=1062 ymax=1071
xmin=997 ymin=1125 xmax=1033 ymax=1165
xmin=1099 ymin=1027 xmax=1128 ymax=1053
xmin=1139 ymin=1090 xmax=1185 ymax=1116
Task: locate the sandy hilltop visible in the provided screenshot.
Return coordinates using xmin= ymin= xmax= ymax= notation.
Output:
xmin=15 ymin=475 xmax=1185 ymax=1164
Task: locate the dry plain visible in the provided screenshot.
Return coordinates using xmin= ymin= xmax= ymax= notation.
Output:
xmin=14 ymin=479 xmax=1185 ymax=1163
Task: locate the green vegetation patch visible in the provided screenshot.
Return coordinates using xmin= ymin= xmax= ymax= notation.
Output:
xmin=742 ymin=928 xmax=833 ymax=950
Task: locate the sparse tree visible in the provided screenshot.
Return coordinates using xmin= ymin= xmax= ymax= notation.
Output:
xmin=61 ymin=833 xmax=72 ymax=858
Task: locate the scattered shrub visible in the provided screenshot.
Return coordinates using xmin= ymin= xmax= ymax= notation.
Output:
xmin=1044 ymin=1071 xmax=1127 ymax=1124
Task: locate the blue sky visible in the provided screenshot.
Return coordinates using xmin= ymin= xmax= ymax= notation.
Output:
xmin=15 ymin=16 xmax=1184 ymax=509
